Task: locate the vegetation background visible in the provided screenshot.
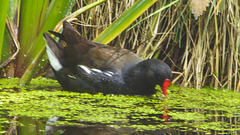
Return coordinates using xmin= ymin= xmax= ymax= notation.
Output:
xmin=0 ymin=0 xmax=239 ymax=92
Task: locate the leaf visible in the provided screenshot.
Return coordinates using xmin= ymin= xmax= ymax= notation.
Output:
xmin=0 ymin=0 xmax=10 ymax=63
xmin=127 ymin=0 xmax=179 ymax=31
xmin=18 ymin=0 xmax=75 ymax=84
xmin=94 ymin=0 xmax=158 ymax=44
xmin=19 ymin=0 xmax=106 ymax=85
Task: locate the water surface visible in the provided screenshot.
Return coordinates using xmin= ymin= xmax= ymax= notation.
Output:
xmin=0 ymin=78 xmax=239 ymax=134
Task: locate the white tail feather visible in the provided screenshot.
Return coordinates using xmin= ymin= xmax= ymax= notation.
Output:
xmin=45 ymin=44 xmax=63 ymax=71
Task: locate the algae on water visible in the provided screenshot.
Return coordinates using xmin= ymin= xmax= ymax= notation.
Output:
xmin=0 ymin=78 xmax=239 ymax=134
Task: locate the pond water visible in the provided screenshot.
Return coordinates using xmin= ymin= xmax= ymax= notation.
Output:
xmin=0 ymin=78 xmax=239 ymax=135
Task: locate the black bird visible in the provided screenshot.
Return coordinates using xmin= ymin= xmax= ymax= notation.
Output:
xmin=43 ymin=21 xmax=172 ymax=97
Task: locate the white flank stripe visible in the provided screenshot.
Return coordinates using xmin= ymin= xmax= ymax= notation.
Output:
xmin=79 ymin=65 xmax=91 ymax=74
xmin=106 ymin=71 xmax=114 ymax=75
xmin=104 ymin=72 xmax=112 ymax=77
xmin=46 ymin=44 xmax=63 ymax=71
xmin=92 ymin=68 xmax=102 ymax=73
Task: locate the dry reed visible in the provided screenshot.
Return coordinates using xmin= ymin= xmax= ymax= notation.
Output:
xmin=74 ymin=0 xmax=240 ymax=92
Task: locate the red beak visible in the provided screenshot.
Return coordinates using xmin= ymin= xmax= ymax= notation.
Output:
xmin=161 ymin=79 xmax=171 ymax=99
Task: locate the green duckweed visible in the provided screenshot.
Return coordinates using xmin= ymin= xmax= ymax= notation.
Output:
xmin=0 ymin=78 xmax=239 ymax=134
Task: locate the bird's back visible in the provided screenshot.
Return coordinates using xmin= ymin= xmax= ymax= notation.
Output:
xmin=49 ymin=21 xmax=142 ymax=73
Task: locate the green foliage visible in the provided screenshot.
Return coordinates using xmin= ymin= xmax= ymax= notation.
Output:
xmin=19 ymin=0 xmax=106 ymax=85
xmin=0 ymin=0 xmax=10 ymax=63
xmin=0 ymin=0 xmax=77 ymax=82
xmin=17 ymin=0 xmax=75 ymax=84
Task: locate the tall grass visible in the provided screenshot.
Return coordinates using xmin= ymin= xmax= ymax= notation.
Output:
xmin=74 ymin=0 xmax=240 ymax=91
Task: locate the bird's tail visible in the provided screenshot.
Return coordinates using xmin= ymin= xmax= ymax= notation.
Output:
xmin=43 ymin=33 xmax=63 ymax=71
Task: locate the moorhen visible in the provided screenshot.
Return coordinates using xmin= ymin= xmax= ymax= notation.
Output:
xmin=43 ymin=21 xmax=172 ymax=97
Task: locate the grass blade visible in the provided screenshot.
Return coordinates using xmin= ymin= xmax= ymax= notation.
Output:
xmin=127 ymin=0 xmax=179 ymax=31
xmin=0 ymin=0 xmax=10 ymax=63
xmin=94 ymin=0 xmax=158 ymax=44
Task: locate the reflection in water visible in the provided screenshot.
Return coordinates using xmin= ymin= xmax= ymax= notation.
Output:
xmin=163 ymin=104 xmax=169 ymax=123
xmin=5 ymin=109 xmax=240 ymax=135
xmin=44 ymin=103 xmax=170 ymax=135
xmin=45 ymin=123 xmax=169 ymax=135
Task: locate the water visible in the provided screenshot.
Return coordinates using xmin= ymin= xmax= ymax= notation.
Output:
xmin=0 ymin=78 xmax=239 ymax=135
